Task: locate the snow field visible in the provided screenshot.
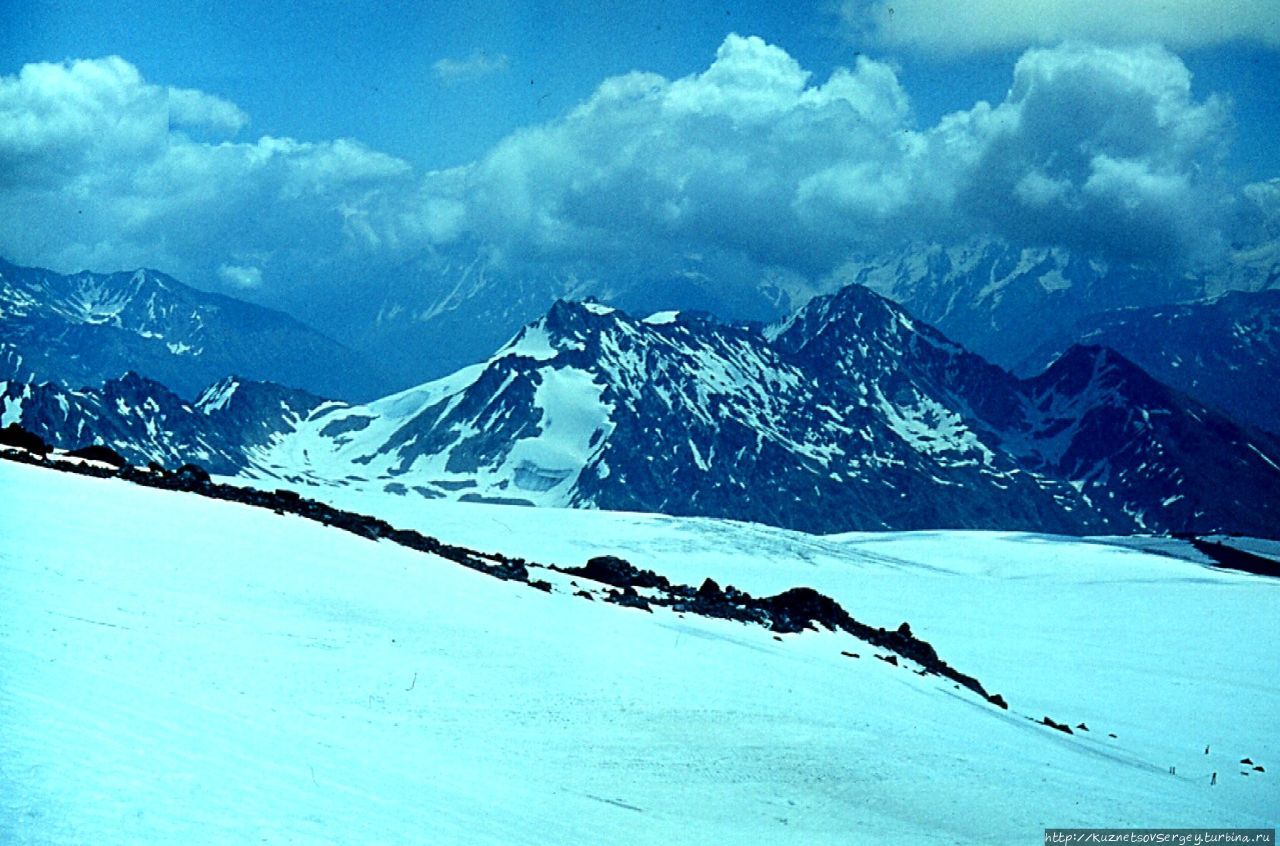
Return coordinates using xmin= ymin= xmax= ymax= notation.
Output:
xmin=1 ymin=462 xmax=1276 ymax=844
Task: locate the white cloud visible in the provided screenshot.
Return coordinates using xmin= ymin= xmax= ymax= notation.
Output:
xmin=0 ymin=38 xmax=1255 ymax=326
xmin=217 ymin=263 xmax=262 ymax=288
xmin=1014 ymin=171 xmax=1073 ymax=208
xmin=431 ymin=52 xmax=510 ymax=82
xmin=0 ymin=56 xmax=419 ymax=291
xmin=452 ymin=34 xmax=921 ymax=272
xmin=841 ymin=0 xmax=1280 ymax=53
xmin=955 ymin=43 xmax=1230 ymax=262
xmin=442 ymin=36 xmax=1231 ymax=271
xmin=167 ymin=86 xmax=248 ymax=135
xmin=0 ymin=57 xmax=164 ymax=176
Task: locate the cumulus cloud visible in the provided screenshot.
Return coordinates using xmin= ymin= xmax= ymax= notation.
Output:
xmin=0 ymin=37 xmax=1257 ymax=329
xmin=0 ymin=56 xmax=165 ymax=180
xmin=951 ymin=43 xmax=1231 ymax=263
xmin=0 ymin=56 xmax=419 ymax=295
xmin=841 ymin=0 xmax=1280 ymax=53
xmin=431 ymin=51 xmax=510 ymax=82
xmin=167 ymin=86 xmax=248 ymax=135
xmin=442 ymin=35 xmax=1232 ymax=272
xmin=449 ymin=35 xmax=922 ymax=273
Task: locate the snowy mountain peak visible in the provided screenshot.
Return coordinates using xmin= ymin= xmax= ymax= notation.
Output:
xmin=776 ymin=278 xmax=968 ymax=361
xmin=248 ymin=294 xmax=1104 ymax=533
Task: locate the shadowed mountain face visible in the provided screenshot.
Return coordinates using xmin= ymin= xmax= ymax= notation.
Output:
xmin=0 ymin=373 xmax=327 ymax=475
xmin=1022 ymin=289 xmax=1280 ymax=434
xmin=1009 ymin=345 xmax=1280 ymax=536
xmin=0 ymin=258 xmax=379 ymax=401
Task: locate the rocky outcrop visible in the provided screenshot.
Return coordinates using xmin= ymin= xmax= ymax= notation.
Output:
xmin=0 ymin=423 xmax=48 ymax=455
xmin=66 ymin=444 xmax=128 ymax=467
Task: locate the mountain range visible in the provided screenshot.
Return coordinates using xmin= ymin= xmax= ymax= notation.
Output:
xmin=0 ymin=258 xmax=378 ymax=401
xmin=9 ymin=236 xmax=1278 ymax=431
xmin=1023 ymin=289 xmax=1280 ymax=433
xmin=259 ymin=294 xmax=1094 ymax=533
xmin=8 ymin=275 xmax=1277 ymax=537
xmin=327 ymin=235 xmax=1280 ymax=389
xmin=831 ymin=238 xmax=1280 ymax=373
xmin=269 ymin=286 xmax=1280 ymax=536
xmin=341 ymin=243 xmax=814 ymax=389
xmin=0 ymin=372 xmax=326 ymax=475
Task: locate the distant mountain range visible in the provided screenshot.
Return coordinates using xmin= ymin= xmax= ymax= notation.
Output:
xmin=10 ymin=281 xmax=1272 ymax=536
xmin=346 ymin=244 xmax=813 ymax=388
xmin=837 ymin=239 xmax=1231 ymax=371
xmin=0 ymin=258 xmax=378 ymax=401
xmin=1023 ymin=289 xmax=1280 ymax=434
xmin=332 ymin=236 xmax=1280 ymax=400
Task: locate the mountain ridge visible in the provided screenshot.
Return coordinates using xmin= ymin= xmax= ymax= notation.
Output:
xmin=1021 ymin=289 xmax=1280 ymax=433
xmin=0 ymin=371 xmax=327 ymax=475
xmin=7 ymin=279 xmax=1278 ymax=537
xmin=0 ymin=257 xmax=381 ymax=401
xmin=249 ymin=290 xmax=1280 ymax=537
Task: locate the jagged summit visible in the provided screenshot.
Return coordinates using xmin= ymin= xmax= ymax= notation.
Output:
xmin=0 ymin=372 xmax=327 ymax=474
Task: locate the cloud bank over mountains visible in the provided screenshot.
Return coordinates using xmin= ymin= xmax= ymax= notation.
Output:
xmin=0 ymin=35 xmax=1271 ymax=307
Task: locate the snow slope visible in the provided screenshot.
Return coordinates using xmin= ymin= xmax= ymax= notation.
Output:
xmin=238 ymin=480 xmax=1280 ymax=822
xmin=2 ymin=462 xmax=1276 ymax=844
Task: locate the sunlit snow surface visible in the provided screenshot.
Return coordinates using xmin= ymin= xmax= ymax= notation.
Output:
xmin=2 ymin=461 xmax=1277 ymax=844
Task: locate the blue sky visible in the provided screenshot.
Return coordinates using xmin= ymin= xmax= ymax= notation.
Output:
xmin=1 ymin=0 xmax=1278 ymax=313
